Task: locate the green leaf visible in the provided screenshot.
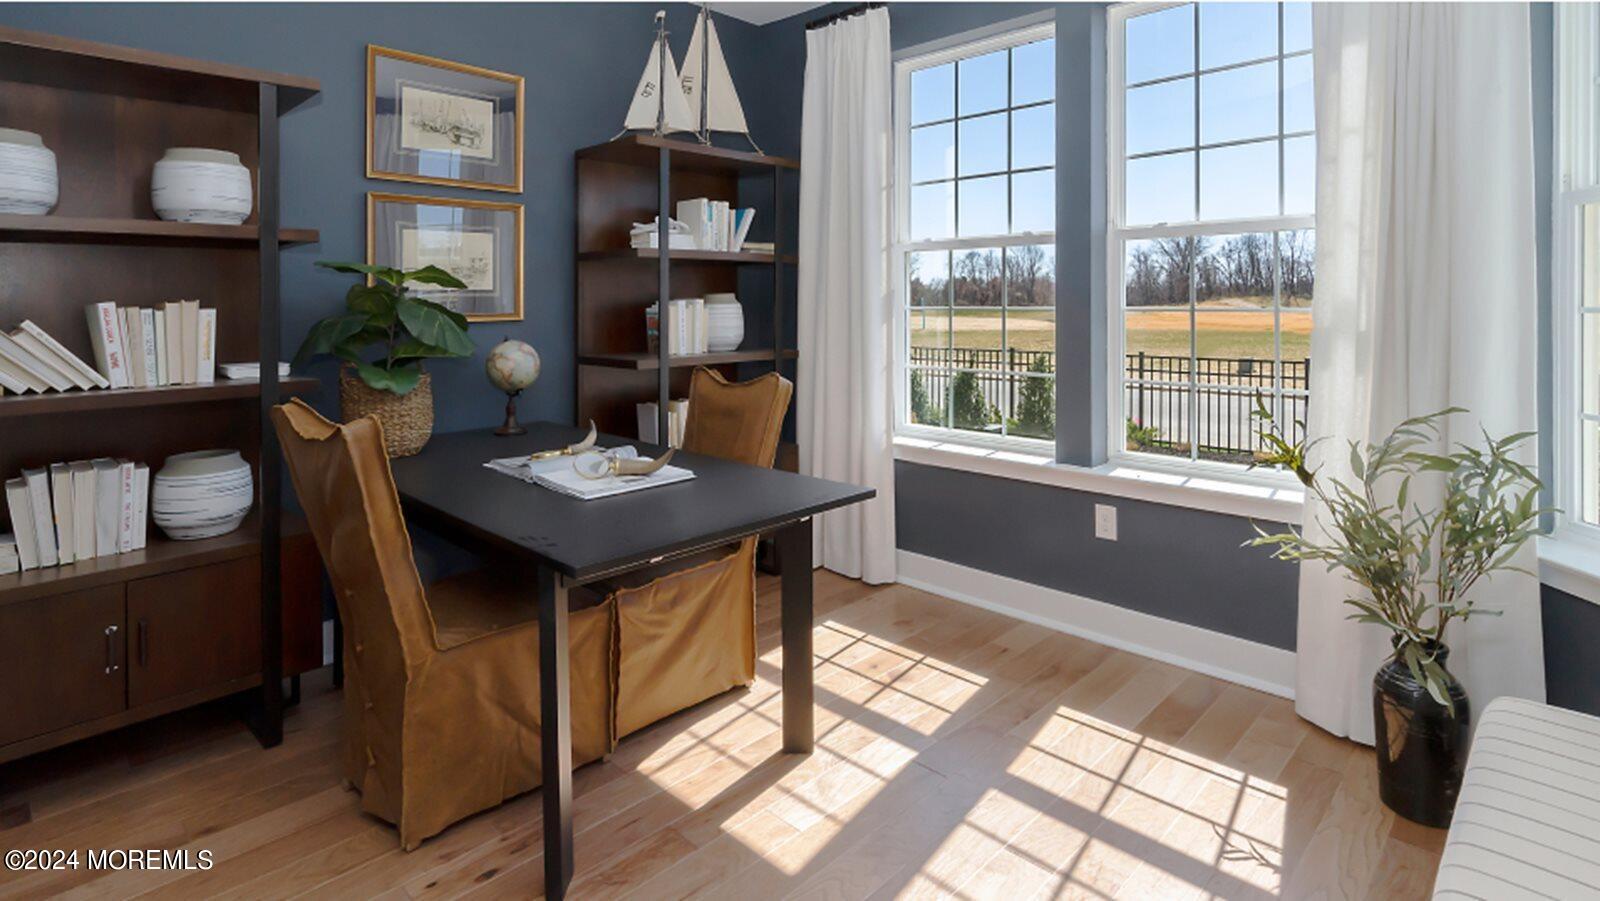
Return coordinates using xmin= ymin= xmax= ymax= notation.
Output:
xmin=354 ymin=361 xmax=422 ymax=396
xmin=403 ymin=265 xmax=470 ymax=290
xmin=396 ymin=296 xmax=474 ymax=357
xmin=346 ymin=284 xmax=399 ymax=325
xmin=293 ymin=314 xmax=367 ymax=366
xmin=317 ymin=260 xmax=403 ymax=286
xmin=389 ymin=339 xmax=463 ymax=362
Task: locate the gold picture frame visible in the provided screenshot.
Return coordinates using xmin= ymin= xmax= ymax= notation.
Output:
xmin=366 ymin=45 xmax=524 ymax=193
xmin=367 ymin=192 xmax=525 ymax=323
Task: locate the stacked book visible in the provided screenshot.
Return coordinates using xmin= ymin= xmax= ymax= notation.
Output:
xmin=645 ymin=299 xmax=709 ymax=356
xmin=84 ymin=300 xmax=217 ymax=390
xmin=637 ymin=398 xmax=689 ymax=448
xmin=0 ymin=320 xmax=110 ymax=396
xmin=219 ymin=362 xmax=291 ymax=380
xmin=675 ymin=198 xmax=756 ymax=252
xmin=1 ymin=458 xmax=150 ymax=574
xmin=628 ymin=216 xmax=696 ymax=250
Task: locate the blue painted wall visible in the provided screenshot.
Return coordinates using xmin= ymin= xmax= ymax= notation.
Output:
xmin=0 ymin=1 xmax=772 ymax=434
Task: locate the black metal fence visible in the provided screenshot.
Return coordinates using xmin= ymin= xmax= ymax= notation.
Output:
xmin=909 ymin=347 xmax=1310 ymax=459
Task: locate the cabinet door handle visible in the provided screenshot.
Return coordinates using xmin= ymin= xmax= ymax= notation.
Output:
xmin=138 ymin=619 xmax=148 ymax=668
xmin=104 ymin=624 xmax=119 ymax=674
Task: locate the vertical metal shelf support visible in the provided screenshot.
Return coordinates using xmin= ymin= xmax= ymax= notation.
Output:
xmin=656 ymin=147 xmax=672 ymax=446
xmin=253 ymin=81 xmax=284 ymax=748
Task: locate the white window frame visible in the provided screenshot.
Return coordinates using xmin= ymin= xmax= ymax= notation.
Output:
xmin=892 ymin=19 xmax=1058 ymax=455
xmin=1550 ymin=2 xmax=1600 ymax=557
xmin=1104 ymin=1 xmax=1313 ymax=481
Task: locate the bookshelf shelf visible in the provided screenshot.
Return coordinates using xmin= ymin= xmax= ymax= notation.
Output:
xmin=578 ymin=248 xmax=795 ymax=265
xmin=0 ymin=512 xmax=293 ymax=607
xmin=578 ymin=349 xmax=797 ymax=371
xmin=576 ymin=134 xmax=798 ymax=174
xmin=0 ymin=214 xmax=318 ymax=246
xmin=0 ymin=376 xmax=318 ymax=419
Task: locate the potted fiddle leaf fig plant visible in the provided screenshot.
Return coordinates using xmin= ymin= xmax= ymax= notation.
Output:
xmin=295 ymin=261 xmax=475 ymax=457
xmin=1247 ymin=398 xmax=1545 ymax=827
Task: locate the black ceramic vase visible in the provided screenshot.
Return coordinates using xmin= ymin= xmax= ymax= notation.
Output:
xmin=1371 ymin=641 xmax=1470 ymax=828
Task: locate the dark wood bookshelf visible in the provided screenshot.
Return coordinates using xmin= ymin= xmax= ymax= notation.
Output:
xmin=0 ymin=214 xmax=318 ymax=246
xmin=0 ymin=376 xmax=319 ymax=418
xmin=0 ymin=26 xmax=322 ymax=764
xmin=574 ymin=137 xmax=798 ymax=459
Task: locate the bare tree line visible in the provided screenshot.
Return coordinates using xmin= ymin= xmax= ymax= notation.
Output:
xmin=1125 ymin=230 xmax=1315 ymax=308
xmin=909 ymin=245 xmax=1056 ymax=307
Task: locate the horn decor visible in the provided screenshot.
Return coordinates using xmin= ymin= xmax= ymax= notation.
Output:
xmin=573 ymin=448 xmax=675 ymax=480
xmin=526 ymin=421 xmax=597 ymax=461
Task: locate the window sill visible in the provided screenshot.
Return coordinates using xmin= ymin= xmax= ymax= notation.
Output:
xmin=893 ymin=436 xmax=1305 ymax=524
xmin=1538 ymin=533 xmax=1600 ymax=607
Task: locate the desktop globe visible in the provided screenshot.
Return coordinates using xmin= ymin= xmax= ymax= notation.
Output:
xmin=486 ymin=338 xmax=540 ymax=436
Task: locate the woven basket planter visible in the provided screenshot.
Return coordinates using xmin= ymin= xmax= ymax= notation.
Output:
xmin=339 ymin=366 xmax=434 ymax=457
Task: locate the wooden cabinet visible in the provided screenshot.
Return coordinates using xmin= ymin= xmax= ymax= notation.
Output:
xmin=0 ymin=585 xmax=125 ymax=746
xmin=128 ymin=557 xmax=261 ymax=708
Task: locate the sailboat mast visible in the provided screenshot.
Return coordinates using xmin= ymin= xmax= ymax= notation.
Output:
xmin=697 ymin=3 xmax=711 ymax=144
xmin=655 ymin=11 xmax=668 ymax=136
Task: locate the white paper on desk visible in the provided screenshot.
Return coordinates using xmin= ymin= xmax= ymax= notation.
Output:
xmin=484 ymin=446 xmax=695 ymax=500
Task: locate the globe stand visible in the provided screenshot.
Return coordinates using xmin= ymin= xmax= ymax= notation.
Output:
xmin=496 ymin=390 xmax=527 ymax=437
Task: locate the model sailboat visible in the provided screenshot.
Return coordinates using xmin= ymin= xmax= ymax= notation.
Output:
xmin=620 ymin=6 xmax=761 ymax=152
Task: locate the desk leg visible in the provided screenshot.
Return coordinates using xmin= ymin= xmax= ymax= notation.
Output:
xmin=778 ymin=518 xmax=814 ymax=753
xmin=538 ymin=567 xmax=573 ymax=900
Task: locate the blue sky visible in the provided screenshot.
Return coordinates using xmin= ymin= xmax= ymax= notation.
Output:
xmin=907 ymin=3 xmax=1313 ymax=240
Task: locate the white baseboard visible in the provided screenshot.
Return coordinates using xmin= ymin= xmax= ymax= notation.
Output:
xmin=896 ymin=551 xmax=1296 ymax=699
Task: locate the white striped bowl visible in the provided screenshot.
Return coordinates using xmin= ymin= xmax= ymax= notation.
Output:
xmin=152 ymin=148 xmax=252 ymax=225
xmin=0 ymin=129 xmax=58 ymax=215
xmin=152 ymin=449 xmax=254 ymax=540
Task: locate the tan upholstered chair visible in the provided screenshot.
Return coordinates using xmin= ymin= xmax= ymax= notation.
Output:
xmin=271 ymin=399 xmax=614 ymax=850
xmin=610 ymin=368 xmax=793 ymax=737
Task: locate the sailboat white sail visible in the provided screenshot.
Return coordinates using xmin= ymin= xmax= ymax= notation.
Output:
xmin=622 ymin=11 xmax=697 ymax=135
xmin=680 ymin=8 xmax=751 ymax=140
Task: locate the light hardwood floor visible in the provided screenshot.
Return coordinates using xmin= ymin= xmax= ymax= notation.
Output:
xmin=0 ymin=570 xmax=1444 ymax=900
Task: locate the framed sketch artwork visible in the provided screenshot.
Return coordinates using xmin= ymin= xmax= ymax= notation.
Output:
xmin=368 ymin=193 xmax=524 ymax=322
xmin=367 ymin=46 xmax=523 ymax=192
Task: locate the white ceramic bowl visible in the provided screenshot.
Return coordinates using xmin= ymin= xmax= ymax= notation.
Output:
xmin=705 ymin=294 xmax=744 ymax=353
xmin=152 ymin=449 xmax=254 ymax=540
xmin=151 ymin=147 xmax=252 ymax=225
xmin=0 ymin=128 xmax=58 ymax=215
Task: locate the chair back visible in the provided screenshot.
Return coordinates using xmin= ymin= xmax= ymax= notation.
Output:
xmin=271 ymin=399 xmax=437 ymax=682
xmin=682 ymin=368 xmax=793 ymax=468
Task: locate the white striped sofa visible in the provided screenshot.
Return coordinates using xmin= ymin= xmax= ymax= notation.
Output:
xmin=1432 ymin=696 xmax=1600 ymax=899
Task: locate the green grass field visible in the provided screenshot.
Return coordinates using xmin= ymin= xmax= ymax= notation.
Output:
xmin=910 ymin=305 xmax=1311 ymax=361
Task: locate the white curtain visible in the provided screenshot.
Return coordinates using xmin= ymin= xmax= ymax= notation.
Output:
xmin=1298 ymin=2 xmax=1545 ymax=743
xmin=797 ymin=8 xmax=896 ymax=584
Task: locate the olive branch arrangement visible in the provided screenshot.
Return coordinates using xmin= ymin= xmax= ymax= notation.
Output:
xmin=1246 ymin=397 xmax=1546 ymax=712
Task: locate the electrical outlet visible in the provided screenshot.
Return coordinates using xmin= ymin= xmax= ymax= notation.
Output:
xmin=1094 ymin=504 xmax=1118 ymax=541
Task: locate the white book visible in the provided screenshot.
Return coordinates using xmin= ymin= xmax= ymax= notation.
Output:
xmin=3 ymin=478 xmax=38 ymax=571
xmin=532 ymin=457 xmax=695 ymax=501
xmin=695 ymin=298 xmax=707 ymax=353
xmin=181 ymin=300 xmax=199 ymax=385
xmin=120 ymin=308 xmax=144 ymax=388
xmin=9 ymin=329 xmax=85 ymax=388
xmin=675 ymin=198 xmax=711 ymax=250
xmin=116 ymin=459 xmax=135 ymax=554
xmin=130 ymin=462 xmax=150 ymax=551
xmin=0 ymin=330 xmax=73 ymax=392
xmin=732 ymin=208 xmax=755 ymax=252
xmin=84 ymin=302 xmax=129 ymax=389
xmin=22 ymin=467 xmax=57 ymax=567
xmin=668 ymin=398 xmax=690 ymax=448
xmin=162 ymin=301 xmax=183 ymax=384
xmin=139 ymin=308 xmax=159 ymax=388
xmin=91 ymin=458 xmax=120 ymax=557
xmin=20 ymin=320 xmax=110 ymax=389
xmin=0 ymin=353 xmax=45 ymax=393
xmin=70 ymin=460 xmax=95 ymax=559
xmin=197 ymin=308 xmax=217 ymax=384
xmin=49 ymin=462 xmax=74 ymax=565
xmin=0 ymin=535 xmax=17 ymax=576
xmin=152 ymin=309 xmax=168 ymax=386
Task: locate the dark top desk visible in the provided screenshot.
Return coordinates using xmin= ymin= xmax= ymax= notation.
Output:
xmin=389 ymin=423 xmax=873 ymax=900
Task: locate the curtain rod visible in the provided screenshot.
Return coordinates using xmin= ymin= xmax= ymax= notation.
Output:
xmin=806 ymin=2 xmax=886 ymax=31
